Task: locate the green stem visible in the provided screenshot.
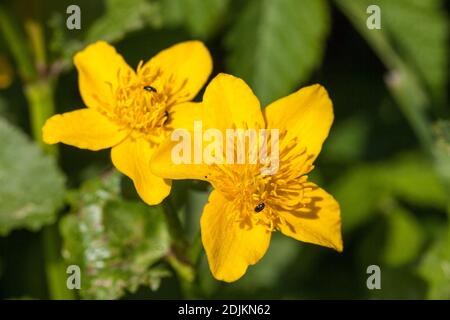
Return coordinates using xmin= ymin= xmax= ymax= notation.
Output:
xmin=25 ymin=81 xmax=58 ymax=154
xmin=25 ymin=20 xmax=47 ymax=71
xmin=163 ymin=197 xmax=201 ymax=298
xmin=385 ymin=69 xmax=433 ymax=154
xmin=25 ymin=80 xmax=73 ymax=300
xmin=42 ymin=225 xmax=74 ymax=300
xmin=187 ymin=232 xmax=203 ymax=265
xmin=0 ymin=6 xmax=36 ymax=81
xmin=163 ymin=197 xmax=186 ymax=247
xmin=335 ymin=0 xmax=433 ymax=155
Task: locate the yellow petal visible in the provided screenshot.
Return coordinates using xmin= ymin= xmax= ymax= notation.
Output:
xmin=74 ymin=41 xmax=134 ymax=109
xmin=167 ymin=102 xmax=203 ymax=131
xmin=150 ymin=131 xmax=210 ymax=181
xmin=201 ymin=190 xmax=272 ymax=282
xmin=151 ymin=74 xmax=266 ymax=182
xmin=145 ymin=41 xmax=212 ymax=103
xmin=264 ymin=84 xmax=333 ymax=161
xmin=42 ymin=108 xmax=128 ymax=150
xmin=111 ymin=137 xmax=171 ymax=205
xmin=203 ymin=73 xmax=264 ymax=130
xmin=278 ymin=184 xmax=343 ymax=252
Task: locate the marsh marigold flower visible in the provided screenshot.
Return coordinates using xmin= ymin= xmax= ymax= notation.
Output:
xmin=43 ymin=41 xmax=212 ymax=205
xmin=151 ymin=74 xmax=343 ymax=282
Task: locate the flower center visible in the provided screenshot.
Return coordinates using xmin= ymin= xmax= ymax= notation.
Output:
xmin=99 ymin=61 xmax=185 ymax=145
xmin=207 ymin=131 xmax=316 ymax=231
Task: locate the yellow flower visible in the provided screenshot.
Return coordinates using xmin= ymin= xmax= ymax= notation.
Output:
xmin=151 ymin=73 xmax=343 ymax=282
xmin=43 ymin=41 xmax=212 ymax=205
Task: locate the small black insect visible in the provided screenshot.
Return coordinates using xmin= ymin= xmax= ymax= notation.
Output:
xmin=254 ymin=202 xmax=265 ymax=213
xmin=143 ymin=85 xmax=157 ymax=93
xmin=163 ymin=111 xmax=169 ymax=125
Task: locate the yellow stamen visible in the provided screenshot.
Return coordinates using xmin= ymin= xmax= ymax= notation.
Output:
xmin=206 ymin=128 xmax=316 ymax=232
xmin=95 ymin=61 xmax=188 ymax=145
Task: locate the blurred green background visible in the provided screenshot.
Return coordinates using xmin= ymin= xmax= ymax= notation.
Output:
xmin=0 ymin=0 xmax=449 ymax=299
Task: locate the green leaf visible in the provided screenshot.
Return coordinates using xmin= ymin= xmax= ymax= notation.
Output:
xmin=382 ymin=204 xmax=424 ymax=267
xmin=187 ymin=0 xmax=230 ymax=39
xmin=379 ymin=0 xmax=448 ymax=104
xmin=60 ymin=172 xmax=171 ymax=299
xmin=379 ymin=153 xmax=448 ymax=209
xmin=432 ymin=120 xmax=450 ymax=190
xmin=57 ymin=0 xmax=163 ymax=65
xmin=160 ymin=0 xmax=230 ymax=39
xmin=0 ymin=118 xmax=65 ymax=236
xmin=159 ymin=0 xmax=185 ymax=27
xmin=418 ymin=231 xmax=450 ymax=299
xmin=86 ymin=0 xmax=163 ymax=43
xmin=331 ymin=152 xmax=447 ymax=232
xmin=335 ymin=0 xmax=449 ymax=106
xmin=331 ymin=166 xmax=383 ymax=232
xmin=322 ymin=115 xmax=370 ymax=163
xmin=225 ymin=0 xmax=330 ymax=105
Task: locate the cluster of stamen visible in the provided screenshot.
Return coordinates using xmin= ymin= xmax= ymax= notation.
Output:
xmin=206 ymin=128 xmax=316 ymax=232
xmin=97 ymin=61 xmax=189 ymax=145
